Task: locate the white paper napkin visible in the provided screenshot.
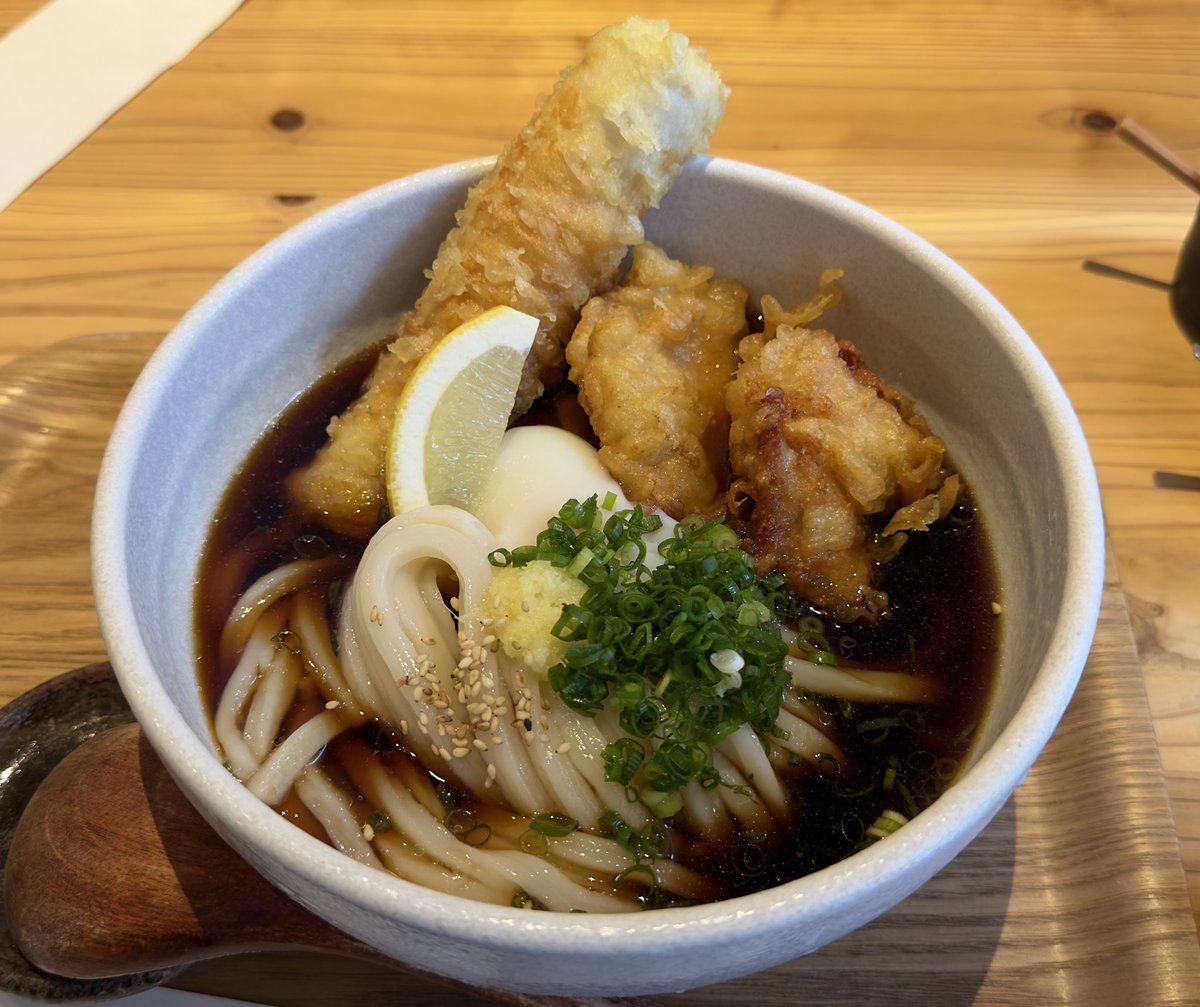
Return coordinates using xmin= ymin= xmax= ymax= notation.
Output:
xmin=0 ymin=0 xmax=244 ymax=213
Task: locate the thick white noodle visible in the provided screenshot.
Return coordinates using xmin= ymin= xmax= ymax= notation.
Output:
xmin=552 ymin=831 xmax=719 ymax=902
xmin=219 ymin=557 xmax=344 ymax=664
xmin=294 ymin=766 xmax=383 ymax=868
xmin=245 ymin=710 xmax=344 ymax=806
xmin=211 ymin=502 xmax=931 ymax=909
xmin=290 ymin=588 xmax=360 ymax=715
xmin=215 ymin=604 xmax=288 ymax=780
xmin=717 ymin=725 xmax=789 ymax=820
xmin=560 ymin=705 xmax=650 ymax=830
xmin=786 ymin=653 xmax=940 ymax=704
xmin=372 ymin=834 xmax=507 ymax=904
xmin=681 ymin=777 xmax=730 ymax=842
xmin=773 ymin=706 xmax=846 ymax=765
xmin=359 ymin=757 xmax=636 ymax=913
xmin=710 ymin=751 xmax=772 ymax=833
xmin=242 ymin=647 xmax=301 ymax=762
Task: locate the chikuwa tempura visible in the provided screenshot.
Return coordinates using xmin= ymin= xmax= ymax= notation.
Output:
xmin=196 ymin=17 xmax=1000 ymax=913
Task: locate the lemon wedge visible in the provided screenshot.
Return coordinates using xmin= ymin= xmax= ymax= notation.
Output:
xmin=386 ymin=306 xmax=539 ymax=516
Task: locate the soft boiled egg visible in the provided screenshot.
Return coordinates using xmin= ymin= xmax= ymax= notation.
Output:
xmin=473 ymin=425 xmax=677 ymax=555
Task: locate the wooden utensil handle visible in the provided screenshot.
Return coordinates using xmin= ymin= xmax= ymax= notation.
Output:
xmin=4 ymin=723 xmax=664 ymax=1007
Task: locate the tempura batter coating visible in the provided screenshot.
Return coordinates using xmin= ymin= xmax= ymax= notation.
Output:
xmin=727 ymin=325 xmax=945 ymax=619
xmin=287 ymin=17 xmax=727 ymax=535
xmin=567 ymin=243 xmax=747 ymax=519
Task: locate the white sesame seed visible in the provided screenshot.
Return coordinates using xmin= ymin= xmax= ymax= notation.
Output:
xmin=556 ymin=743 xmax=571 ymax=754
xmin=991 ymin=601 xmax=1003 ymax=615
xmin=452 ymin=747 xmax=470 ymax=758
xmin=324 ymin=699 xmax=340 ymax=710
xmin=362 ymin=823 xmax=375 ymax=841
xmin=487 ymin=763 xmax=497 ymax=779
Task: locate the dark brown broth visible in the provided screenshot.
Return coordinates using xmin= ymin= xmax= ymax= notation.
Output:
xmin=195 ymin=349 xmax=1000 ymax=901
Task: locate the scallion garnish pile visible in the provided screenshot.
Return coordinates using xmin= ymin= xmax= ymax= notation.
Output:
xmin=489 ymin=495 xmax=789 ymax=818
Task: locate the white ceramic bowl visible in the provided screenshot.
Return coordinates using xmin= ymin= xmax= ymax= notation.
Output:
xmin=92 ymin=157 xmax=1105 ymax=997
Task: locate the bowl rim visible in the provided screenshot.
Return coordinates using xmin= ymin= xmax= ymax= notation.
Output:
xmin=92 ymin=155 xmax=1106 ymax=959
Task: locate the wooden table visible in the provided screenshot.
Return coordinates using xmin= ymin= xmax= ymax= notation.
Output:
xmin=1 ymin=1 xmax=1198 ymax=1003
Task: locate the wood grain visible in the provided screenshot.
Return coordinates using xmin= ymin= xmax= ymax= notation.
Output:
xmin=0 ymin=0 xmax=1198 ymax=990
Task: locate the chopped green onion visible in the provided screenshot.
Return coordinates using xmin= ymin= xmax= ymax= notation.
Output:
xmin=567 ymin=545 xmax=596 ymax=577
xmin=602 ymin=738 xmax=645 ymax=786
xmin=840 ymin=812 xmax=865 ymax=843
xmin=640 ymin=788 xmax=683 ymax=819
xmin=529 ymin=812 xmax=578 ymax=838
xmin=367 ymin=810 xmax=391 ymax=834
xmin=857 ymin=716 xmax=901 ymax=744
xmin=463 ymin=823 xmax=492 ymax=847
xmin=293 ymin=533 xmax=330 ymax=559
xmin=616 ymin=864 xmax=657 ymax=889
xmin=863 ymin=809 xmax=909 ymax=845
xmin=511 ymin=891 xmax=542 ymax=910
xmin=906 ymin=749 xmax=937 ymax=773
xmin=952 ymin=721 xmax=978 ymax=752
xmin=936 ymin=757 xmax=960 ymax=781
xmin=512 ymin=496 xmax=788 ymax=812
xmin=271 ymin=628 xmax=302 ymax=655
xmin=518 ymin=829 xmax=549 ymax=857
xmin=737 ymin=843 xmax=766 ymax=875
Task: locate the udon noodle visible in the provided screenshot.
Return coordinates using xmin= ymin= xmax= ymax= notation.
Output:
xmin=204 ymin=451 xmax=996 ymax=910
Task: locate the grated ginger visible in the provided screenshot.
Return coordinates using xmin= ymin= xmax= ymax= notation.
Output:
xmin=486 ymin=561 xmax=585 ymax=676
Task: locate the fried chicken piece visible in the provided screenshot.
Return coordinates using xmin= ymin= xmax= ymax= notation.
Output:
xmin=566 ymin=243 xmax=747 ymax=519
xmin=286 ymin=17 xmax=727 ymax=536
xmin=727 ymin=324 xmax=946 ymax=620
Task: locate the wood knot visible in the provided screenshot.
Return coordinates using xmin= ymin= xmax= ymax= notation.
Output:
xmin=274 ymin=194 xmax=316 ymax=206
xmin=270 ymin=109 xmax=305 ymax=132
xmin=1079 ymin=109 xmax=1117 ymax=133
